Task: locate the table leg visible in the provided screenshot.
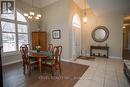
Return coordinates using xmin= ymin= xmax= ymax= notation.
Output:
xmin=38 ymin=57 xmax=43 ymax=79
xmin=39 ymin=57 xmax=42 ymax=75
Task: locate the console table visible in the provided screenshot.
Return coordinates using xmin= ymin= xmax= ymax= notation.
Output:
xmin=0 ymin=46 xmax=3 ymax=87
xmin=90 ymin=45 xmax=109 ymax=58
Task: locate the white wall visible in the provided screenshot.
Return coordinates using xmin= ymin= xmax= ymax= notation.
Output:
xmin=68 ymin=0 xmax=83 ymax=59
xmin=1 ymin=0 xmax=126 ymax=65
xmin=82 ymin=9 xmax=124 ymax=58
xmin=41 ymin=0 xmax=70 ymax=60
xmin=41 ymin=0 xmax=83 ymax=60
xmin=1 ymin=0 xmax=83 ymax=64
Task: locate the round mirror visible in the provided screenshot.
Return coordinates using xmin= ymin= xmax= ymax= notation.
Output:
xmin=92 ymin=26 xmax=109 ymax=42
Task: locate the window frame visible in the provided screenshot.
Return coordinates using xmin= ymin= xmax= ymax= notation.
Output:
xmin=0 ymin=11 xmax=29 ymax=55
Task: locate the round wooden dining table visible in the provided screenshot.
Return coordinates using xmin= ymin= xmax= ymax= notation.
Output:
xmin=29 ymin=50 xmax=51 ymax=79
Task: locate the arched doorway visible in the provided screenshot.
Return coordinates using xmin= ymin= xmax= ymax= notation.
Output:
xmin=72 ymin=14 xmax=81 ymax=59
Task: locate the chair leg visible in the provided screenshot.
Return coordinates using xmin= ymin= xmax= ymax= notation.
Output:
xmin=55 ymin=65 xmax=58 ymax=70
xmin=59 ymin=63 xmax=62 ymax=74
xmin=27 ymin=65 xmax=28 ymax=70
xmin=51 ymin=66 xmax=54 ymax=76
xmin=23 ymin=63 xmax=25 ymax=74
xmin=28 ymin=65 xmax=31 ymax=76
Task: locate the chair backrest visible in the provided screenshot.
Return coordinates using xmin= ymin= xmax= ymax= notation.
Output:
xmin=57 ymin=46 xmax=62 ymax=58
xmin=48 ymin=44 xmax=53 ymax=52
xmin=26 ymin=44 xmax=31 ymax=51
xmin=52 ymin=46 xmax=62 ymax=64
xmin=20 ymin=44 xmax=30 ymax=65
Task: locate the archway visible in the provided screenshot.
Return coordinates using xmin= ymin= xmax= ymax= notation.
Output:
xmin=72 ymin=14 xmax=81 ymax=59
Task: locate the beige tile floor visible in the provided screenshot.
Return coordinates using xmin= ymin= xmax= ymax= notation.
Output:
xmin=73 ymin=58 xmax=130 ymax=87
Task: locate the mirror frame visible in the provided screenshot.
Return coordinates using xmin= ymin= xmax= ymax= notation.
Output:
xmin=92 ymin=26 xmax=109 ymax=42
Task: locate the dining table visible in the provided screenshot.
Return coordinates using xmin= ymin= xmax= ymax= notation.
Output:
xmin=29 ymin=50 xmax=52 ymax=78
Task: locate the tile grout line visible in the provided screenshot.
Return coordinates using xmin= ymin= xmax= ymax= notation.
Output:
xmin=115 ymin=62 xmax=122 ymax=87
xmin=88 ymin=58 xmax=101 ymax=87
xmin=87 ymin=60 xmax=94 ymax=87
xmin=103 ymin=58 xmax=108 ymax=87
xmin=73 ymin=59 xmax=93 ymax=87
xmin=74 ymin=58 xmax=127 ymax=87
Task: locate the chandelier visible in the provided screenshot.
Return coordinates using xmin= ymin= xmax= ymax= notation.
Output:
xmin=23 ymin=0 xmax=42 ymax=20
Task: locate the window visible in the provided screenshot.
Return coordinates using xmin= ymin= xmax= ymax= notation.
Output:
xmin=17 ymin=12 xmax=27 ymax=22
xmin=1 ymin=21 xmax=16 ymax=52
xmin=72 ymin=14 xmax=81 ymax=28
xmin=1 ymin=11 xmax=28 ymax=53
xmin=1 ymin=14 xmax=14 ymax=20
xmin=18 ymin=24 xmax=28 ymax=49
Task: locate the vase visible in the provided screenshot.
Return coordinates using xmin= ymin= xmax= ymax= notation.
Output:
xmin=37 ymin=49 xmax=40 ymax=52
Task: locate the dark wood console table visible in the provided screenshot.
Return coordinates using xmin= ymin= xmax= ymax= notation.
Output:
xmin=90 ymin=45 xmax=109 ymax=58
xmin=0 ymin=46 xmax=3 ymax=87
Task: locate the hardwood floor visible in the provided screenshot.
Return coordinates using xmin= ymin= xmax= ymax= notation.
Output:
xmin=3 ymin=61 xmax=89 ymax=87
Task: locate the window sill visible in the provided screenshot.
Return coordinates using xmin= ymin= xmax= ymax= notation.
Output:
xmin=2 ymin=51 xmax=21 ymax=57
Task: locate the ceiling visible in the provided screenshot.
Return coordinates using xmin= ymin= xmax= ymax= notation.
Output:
xmin=73 ymin=0 xmax=90 ymax=9
xmin=21 ymin=0 xmax=90 ymax=9
xmin=124 ymin=16 xmax=130 ymax=20
xmin=22 ymin=0 xmax=59 ymax=8
xmin=22 ymin=0 xmax=130 ymax=16
xmin=87 ymin=0 xmax=130 ymax=16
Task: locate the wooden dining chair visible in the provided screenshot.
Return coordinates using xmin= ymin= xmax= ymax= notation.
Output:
xmin=57 ymin=46 xmax=62 ymax=73
xmin=47 ymin=44 xmax=53 ymax=52
xmin=20 ymin=44 xmax=38 ymax=75
xmin=42 ymin=44 xmax=53 ymax=61
xmin=26 ymin=44 xmax=38 ymax=62
xmin=42 ymin=46 xmax=62 ymax=76
xmin=26 ymin=44 xmax=31 ymax=51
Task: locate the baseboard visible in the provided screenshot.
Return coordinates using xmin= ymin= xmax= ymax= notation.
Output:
xmin=86 ymin=53 xmax=90 ymax=56
xmin=80 ymin=54 xmax=122 ymax=60
xmin=109 ymin=56 xmax=122 ymax=59
xmin=2 ymin=59 xmax=22 ymax=66
xmin=61 ymin=58 xmax=72 ymax=62
xmin=2 ymin=58 xmax=72 ymax=66
xmin=3 ymin=56 xmax=121 ymax=66
xmin=81 ymin=53 xmax=90 ymax=56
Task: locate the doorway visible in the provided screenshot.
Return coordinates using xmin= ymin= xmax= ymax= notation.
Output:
xmin=72 ymin=14 xmax=81 ymax=59
xmin=123 ymin=16 xmax=130 ymax=60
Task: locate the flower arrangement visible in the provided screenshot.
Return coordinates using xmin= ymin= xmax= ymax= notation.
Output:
xmin=36 ymin=45 xmax=41 ymax=52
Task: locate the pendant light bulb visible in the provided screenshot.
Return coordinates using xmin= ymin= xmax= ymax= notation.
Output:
xmin=37 ymin=14 xmax=42 ymax=18
xmin=30 ymin=11 xmax=35 ymax=16
xmin=24 ymin=13 xmax=28 ymax=16
xmin=83 ymin=16 xmax=87 ymax=24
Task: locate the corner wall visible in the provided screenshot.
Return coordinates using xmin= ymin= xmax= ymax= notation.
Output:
xmin=68 ymin=0 xmax=83 ymax=59
xmin=1 ymin=0 xmax=40 ymax=65
xmin=82 ymin=9 xmax=124 ymax=58
xmin=41 ymin=0 xmax=70 ymax=60
xmin=41 ymin=0 xmax=83 ymax=60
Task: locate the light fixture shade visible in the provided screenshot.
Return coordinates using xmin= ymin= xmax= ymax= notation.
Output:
xmin=37 ymin=14 xmax=42 ymax=17
xmin=30 ymin=11 xmax=35 ymax=16
xmin=35 ymin=16 xmax=39 ymax=19
xmin=24 ymin=13 xmax=28 ymax=16
xmin=123 ymin=25 xmax=126 ymax=28
xmin=28 ymin=16 xmax=32 ymax=19
xmin=83 ymin=16 xmax=87 ymax=24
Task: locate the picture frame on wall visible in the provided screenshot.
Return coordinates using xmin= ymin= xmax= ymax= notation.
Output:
xmin=52 ymin=30 xmax=61 ymax=39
